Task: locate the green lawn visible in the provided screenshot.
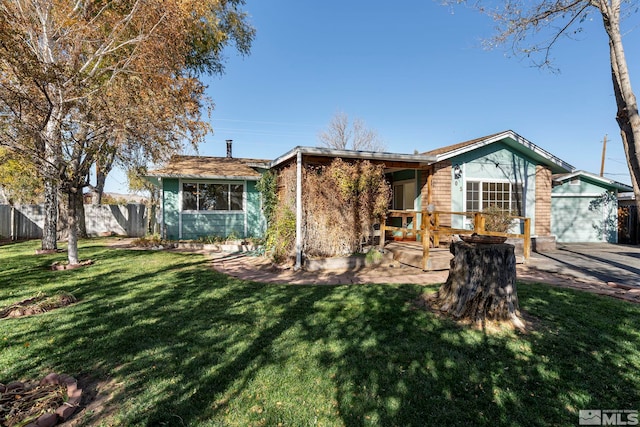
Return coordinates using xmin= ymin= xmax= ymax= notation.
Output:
xmin=0 ymin=240 xmax=639 ymax=426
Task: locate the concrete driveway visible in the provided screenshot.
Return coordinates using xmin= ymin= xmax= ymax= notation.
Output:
xmin=527 ymin=243 xmax=640 ymax=289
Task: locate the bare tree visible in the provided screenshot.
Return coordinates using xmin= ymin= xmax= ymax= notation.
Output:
xmin=447 ymin=0 xmax=640 ymax=212
xmin=318 ymin=112 xmax=386 ymax=151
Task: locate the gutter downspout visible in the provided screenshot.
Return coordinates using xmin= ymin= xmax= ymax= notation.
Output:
xmin=295 ymin=150 xmax=302 ymax=270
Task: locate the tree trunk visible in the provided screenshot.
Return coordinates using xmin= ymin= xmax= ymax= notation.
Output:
xmin=57 ymin=190 xmax=69 ymax=241
xmin=67 ymin=190 xmax=79 ymax=265
xmin=40 ymin=96 xmax=64 ymax=250
xmin=0 ymin=186 xmax=8 ymax=205
xmin=601 ymin=3 xmax=640 ymax=214
xmin=75 ymin=190 xmax=87 ymax=238
xmin=92 ymin=167 xmax=107 ymax=205
xmin=92 ymin=149 xmax=115 ymax=205
xmin=41 ymin=178 xmax=58 ymax=251
xmin=432 ymin=241 xmax=520 ymax=324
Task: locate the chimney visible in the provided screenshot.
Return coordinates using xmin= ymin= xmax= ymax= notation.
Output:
xmin=226 ymin=139 xmax=233 ymax=158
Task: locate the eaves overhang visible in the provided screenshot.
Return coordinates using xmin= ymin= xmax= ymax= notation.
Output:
xmin=553 ymin=170 xmax=633 ymax=192
xmin=270 ymin=146 xmax=436 ymax=168
xmin=428 ymin=130 xmax=575 ymax=174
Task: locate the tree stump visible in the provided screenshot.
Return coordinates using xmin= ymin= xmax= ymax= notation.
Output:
xmin=432 ymin=241 xmax=522 ymax=327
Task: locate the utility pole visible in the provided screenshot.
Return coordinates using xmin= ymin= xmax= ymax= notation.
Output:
xmin=600 ymin=135 xmax=607 ymax=177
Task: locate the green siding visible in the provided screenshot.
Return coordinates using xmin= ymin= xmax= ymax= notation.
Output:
xmin=181 ymin=213 xmax=245 ymax=240
xmin=551 ymin=196 xmax=617 ymax=242
xmin=391 ymin=169 xmax=417 ymax=182
xmin=246 ymin=181 xmax=266 ymax=238
xmin=449 ymin=142 xmax=538 ymax=230
xmin=162 ymin=178 xmax=265 ymax=240
xmin=163 ymin=178 xmax=180 ymax=240
xmin=552 ymin=178 xmax=609 ymax=196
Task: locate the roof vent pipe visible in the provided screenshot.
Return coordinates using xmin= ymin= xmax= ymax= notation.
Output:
xmin=226 ymin=140 xmax=233 ymax=158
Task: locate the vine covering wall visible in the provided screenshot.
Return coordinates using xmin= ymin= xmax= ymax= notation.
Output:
xmin=261 ymin=159 xmax=390 ymax=262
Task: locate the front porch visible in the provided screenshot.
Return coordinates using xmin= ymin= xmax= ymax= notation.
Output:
xmin=380 ymin=210 xmax=531 ymax=270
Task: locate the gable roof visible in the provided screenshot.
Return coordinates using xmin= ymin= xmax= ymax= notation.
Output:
xmin=552 ymin=170 xmax=633 ymax=192
xmin=145 ymin=155 xmax=270 ymax=181
xmin=422 ymin=132 xmax=506 ymax=157
xmin=422 ymin=130 xmax=575 ymax=173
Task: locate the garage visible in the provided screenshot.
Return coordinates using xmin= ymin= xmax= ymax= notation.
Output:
xmin=551 ymin=171 xmax=632 ymax=243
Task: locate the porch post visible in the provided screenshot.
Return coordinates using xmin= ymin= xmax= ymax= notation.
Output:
xmin=421 ymin=210 xmax=430 ymax=271
xmin=295 ymin=150 xmax=302 ymax=270
xmin=523 ymin=218 xmax=531 ymax=261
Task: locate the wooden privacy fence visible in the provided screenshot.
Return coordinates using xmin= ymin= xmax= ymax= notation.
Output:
xmin=380 ymin=210 xmax=531 ymax=270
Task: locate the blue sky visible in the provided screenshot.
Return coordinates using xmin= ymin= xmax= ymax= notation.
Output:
xmin=106 ymin=0 xmax=637 ymax=192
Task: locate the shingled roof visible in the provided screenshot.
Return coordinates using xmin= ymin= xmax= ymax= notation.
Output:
xmin=421 ymin=130 xmax=574 ymax=173
xmin=421 ymin=132 xmax=506 ymax=157
xmin=146 ymin=155 xmax=270 ymax=180
xmin=552 ymin=170 xmax=633 ymax=192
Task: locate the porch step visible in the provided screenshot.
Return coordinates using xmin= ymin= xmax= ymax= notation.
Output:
xmin=385 ymin=241 xmax=452 ymax=271
xmin=385 ymin=240 xmax=525 ymax=271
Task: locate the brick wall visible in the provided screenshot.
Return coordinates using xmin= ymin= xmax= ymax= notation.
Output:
xmin=534 ymin=165 xmax=552 ymax=235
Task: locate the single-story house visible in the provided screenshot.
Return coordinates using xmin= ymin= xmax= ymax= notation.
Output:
xmin=415 ymin=130 xmax=575 ymax=236
xmin=144 ymin=152 xmax=270 ymax=240
xmin=145 ymin=130 xmax=632 ymax=253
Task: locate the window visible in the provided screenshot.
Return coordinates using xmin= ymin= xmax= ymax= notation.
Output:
xmin=393 ymin=181 xmax=416 ymax=210
xmin=466 ymin=181 xmax=523 ymax=215
xmin=182 ymin=182 xmax=244 ymax=211
xmin=466 ymin=182 xmax=480 ymax=212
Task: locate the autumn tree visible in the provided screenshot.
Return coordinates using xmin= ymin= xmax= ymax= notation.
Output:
xmin=318 ymin=112 xmax=386 ymax=151
xmin=448 ymin=0 xmax=640 ymax=212
xmin=0 ymin=0 xmax=254 ymax=263
xmin=0 ymin=148 xmax=43 ymax=205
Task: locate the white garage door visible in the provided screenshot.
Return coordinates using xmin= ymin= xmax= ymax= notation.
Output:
xmin=552 ymin=196 xmax=616 ymax=242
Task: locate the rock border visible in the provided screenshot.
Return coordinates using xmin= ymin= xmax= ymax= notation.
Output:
xmin=0 ymin=293 xmax=77 ymax=319
xmin=1 ymin=373 xmax=82 ymax=427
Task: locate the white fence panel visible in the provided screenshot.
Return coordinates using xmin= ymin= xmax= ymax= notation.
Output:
xmin=0 ymin=203 xmax=147 ymax=240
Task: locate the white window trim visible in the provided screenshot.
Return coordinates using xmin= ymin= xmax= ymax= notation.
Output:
xmin=463 ymin=178 xmax=524 ymax=214
xmin=179 ymin=179 xmax=246 ymax=214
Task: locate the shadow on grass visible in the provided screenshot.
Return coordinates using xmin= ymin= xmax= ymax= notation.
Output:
xmin=0 ymin=240 xmax=639 ymax=426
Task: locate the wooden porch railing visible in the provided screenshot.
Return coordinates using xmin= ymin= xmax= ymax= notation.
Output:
xmin=380 ymin=210 xmax=531 ymax=270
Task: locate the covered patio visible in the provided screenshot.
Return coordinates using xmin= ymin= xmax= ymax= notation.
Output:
xmin=268 ymin=146 xmax=436 ymax=269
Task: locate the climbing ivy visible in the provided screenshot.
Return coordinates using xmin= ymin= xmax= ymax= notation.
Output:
xmin=256 ymin=169 xmax=278 ymax=225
